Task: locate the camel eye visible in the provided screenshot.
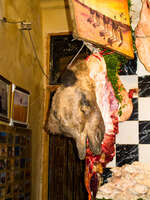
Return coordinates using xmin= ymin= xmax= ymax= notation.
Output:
xmin=80 ymin=93 xmax=91 ymax=115
xmin=80 ymin=93 xmax=91 ymax=107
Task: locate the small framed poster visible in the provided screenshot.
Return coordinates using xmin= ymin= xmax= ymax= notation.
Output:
xmin=0 ymin=131 xmax=7 ymax=143
xmin=0 ymin=75 xmax=11 ymax=122
xmin=0 ymin=186 xmax=5 ymax=197
xmin=0 ymin=144 xmax=7 ymax=156
xmin=11 ymin=85 xmax=30 ymax=127
xmin=0 ymin=172 xmax=6 ymax=184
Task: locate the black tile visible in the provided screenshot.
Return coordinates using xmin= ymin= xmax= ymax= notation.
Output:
xmin=102 ymin=168 xmax=112 ymax=185
xmin=138 ymin=75 xmax=150 ymax=97
xmin=119 ymin=53 xmax=137 ymax=75
xmin=116 ymin=144 xmax=138 ymax=167
xmin=128 ymin=98 xmax=138 ymax=121
xmin=139 ymin=121 xmax=150 ymax=144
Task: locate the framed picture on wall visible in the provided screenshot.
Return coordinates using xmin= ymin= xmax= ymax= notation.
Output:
xmin=0 ymin=75 xmax=11 ymax=122
xmin=11 ymin=85 xmax=30 ymax=127
xmin=69 ymin=0 xmax=134 ymax=59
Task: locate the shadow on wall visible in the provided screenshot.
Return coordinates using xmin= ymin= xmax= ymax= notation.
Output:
xmin=64 ymin=0 xmax=73 ymax=31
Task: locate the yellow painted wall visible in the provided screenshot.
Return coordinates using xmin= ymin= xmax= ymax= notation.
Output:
xmin=41 ymin=0 xmax=71 ymax=33
xmin=0 ymin=0 xmax=43 ymax=200
xmin=41 ymin=0 xmax=72 ymax=72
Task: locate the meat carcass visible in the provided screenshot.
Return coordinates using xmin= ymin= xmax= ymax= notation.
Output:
xmin=135 ymin=0 xmax=150 ymax=72
xmin=83 ymin=53 xmax=118 ymax=200
xmin=81 ymin=53 xmax=133 ymax=200
xmin=46 ymin=52 xmax=133 ymax=200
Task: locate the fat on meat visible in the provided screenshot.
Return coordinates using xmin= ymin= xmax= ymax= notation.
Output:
xmin=84 ymin=53 xmax=119 ymax=200
xmin=96 ymin=162 xmax=150 ymax=200
xmin=84 ymin=53 xmax=133 ymax=200
xmin=117 ymin=77 xmax=133 ymax=122
xmin=135 ymin=0 xmax=150 ymax=72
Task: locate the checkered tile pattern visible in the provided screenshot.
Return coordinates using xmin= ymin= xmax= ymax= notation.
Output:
xmin=103 ymin=57 xmax=150 ymax=182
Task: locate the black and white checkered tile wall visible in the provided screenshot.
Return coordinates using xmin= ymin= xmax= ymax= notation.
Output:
xmin=103 ymin=56 xmax=150 ymax=181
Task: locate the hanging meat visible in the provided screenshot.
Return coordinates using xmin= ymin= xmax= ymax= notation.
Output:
xmin=46 ymin=52 xmax=133 ymax=200
xmin=46 ymin=58 xmax=105 ymax=160
xmin=135 ymin=0 xmax=150 ymax=72
xmin=84 ymin=52 xmax=133 ymax=200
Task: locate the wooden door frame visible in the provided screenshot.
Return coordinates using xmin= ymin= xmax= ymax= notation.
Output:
xmin=41 ymin=32 xmax=71 ymax=200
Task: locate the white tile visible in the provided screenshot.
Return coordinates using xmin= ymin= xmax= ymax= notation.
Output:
xmin=116 ymin=121 xmax=139 ymax=144
xmin=139 ymin=97 xmax=150 ymax=120
xmin=139 ymin=144 xmax=150 ymax=165
xmin=119 ymin=75 xmax=138 ymax=97
xmin=137 ymin=57 xmax=150 ymax=76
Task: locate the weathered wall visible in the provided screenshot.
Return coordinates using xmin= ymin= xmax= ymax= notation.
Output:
xmin=0 ymin=0 xmax=43 ymax=200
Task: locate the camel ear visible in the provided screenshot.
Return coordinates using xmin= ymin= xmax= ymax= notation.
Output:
xmin=45 ymin=112 xmax=61 ymax=134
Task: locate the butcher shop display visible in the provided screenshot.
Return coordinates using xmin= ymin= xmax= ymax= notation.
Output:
xmin=69 ymin=0 xmax=134 ymax=58
xmin=96 ymin=162 xmax=150 ymax=200
xmin=46 ymin=51 xmax=134 ymax=200
xmin=44 ymin=0 xmax=146 ymax=198
xmin=135 ymin=0 xmax=150 ymax=72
